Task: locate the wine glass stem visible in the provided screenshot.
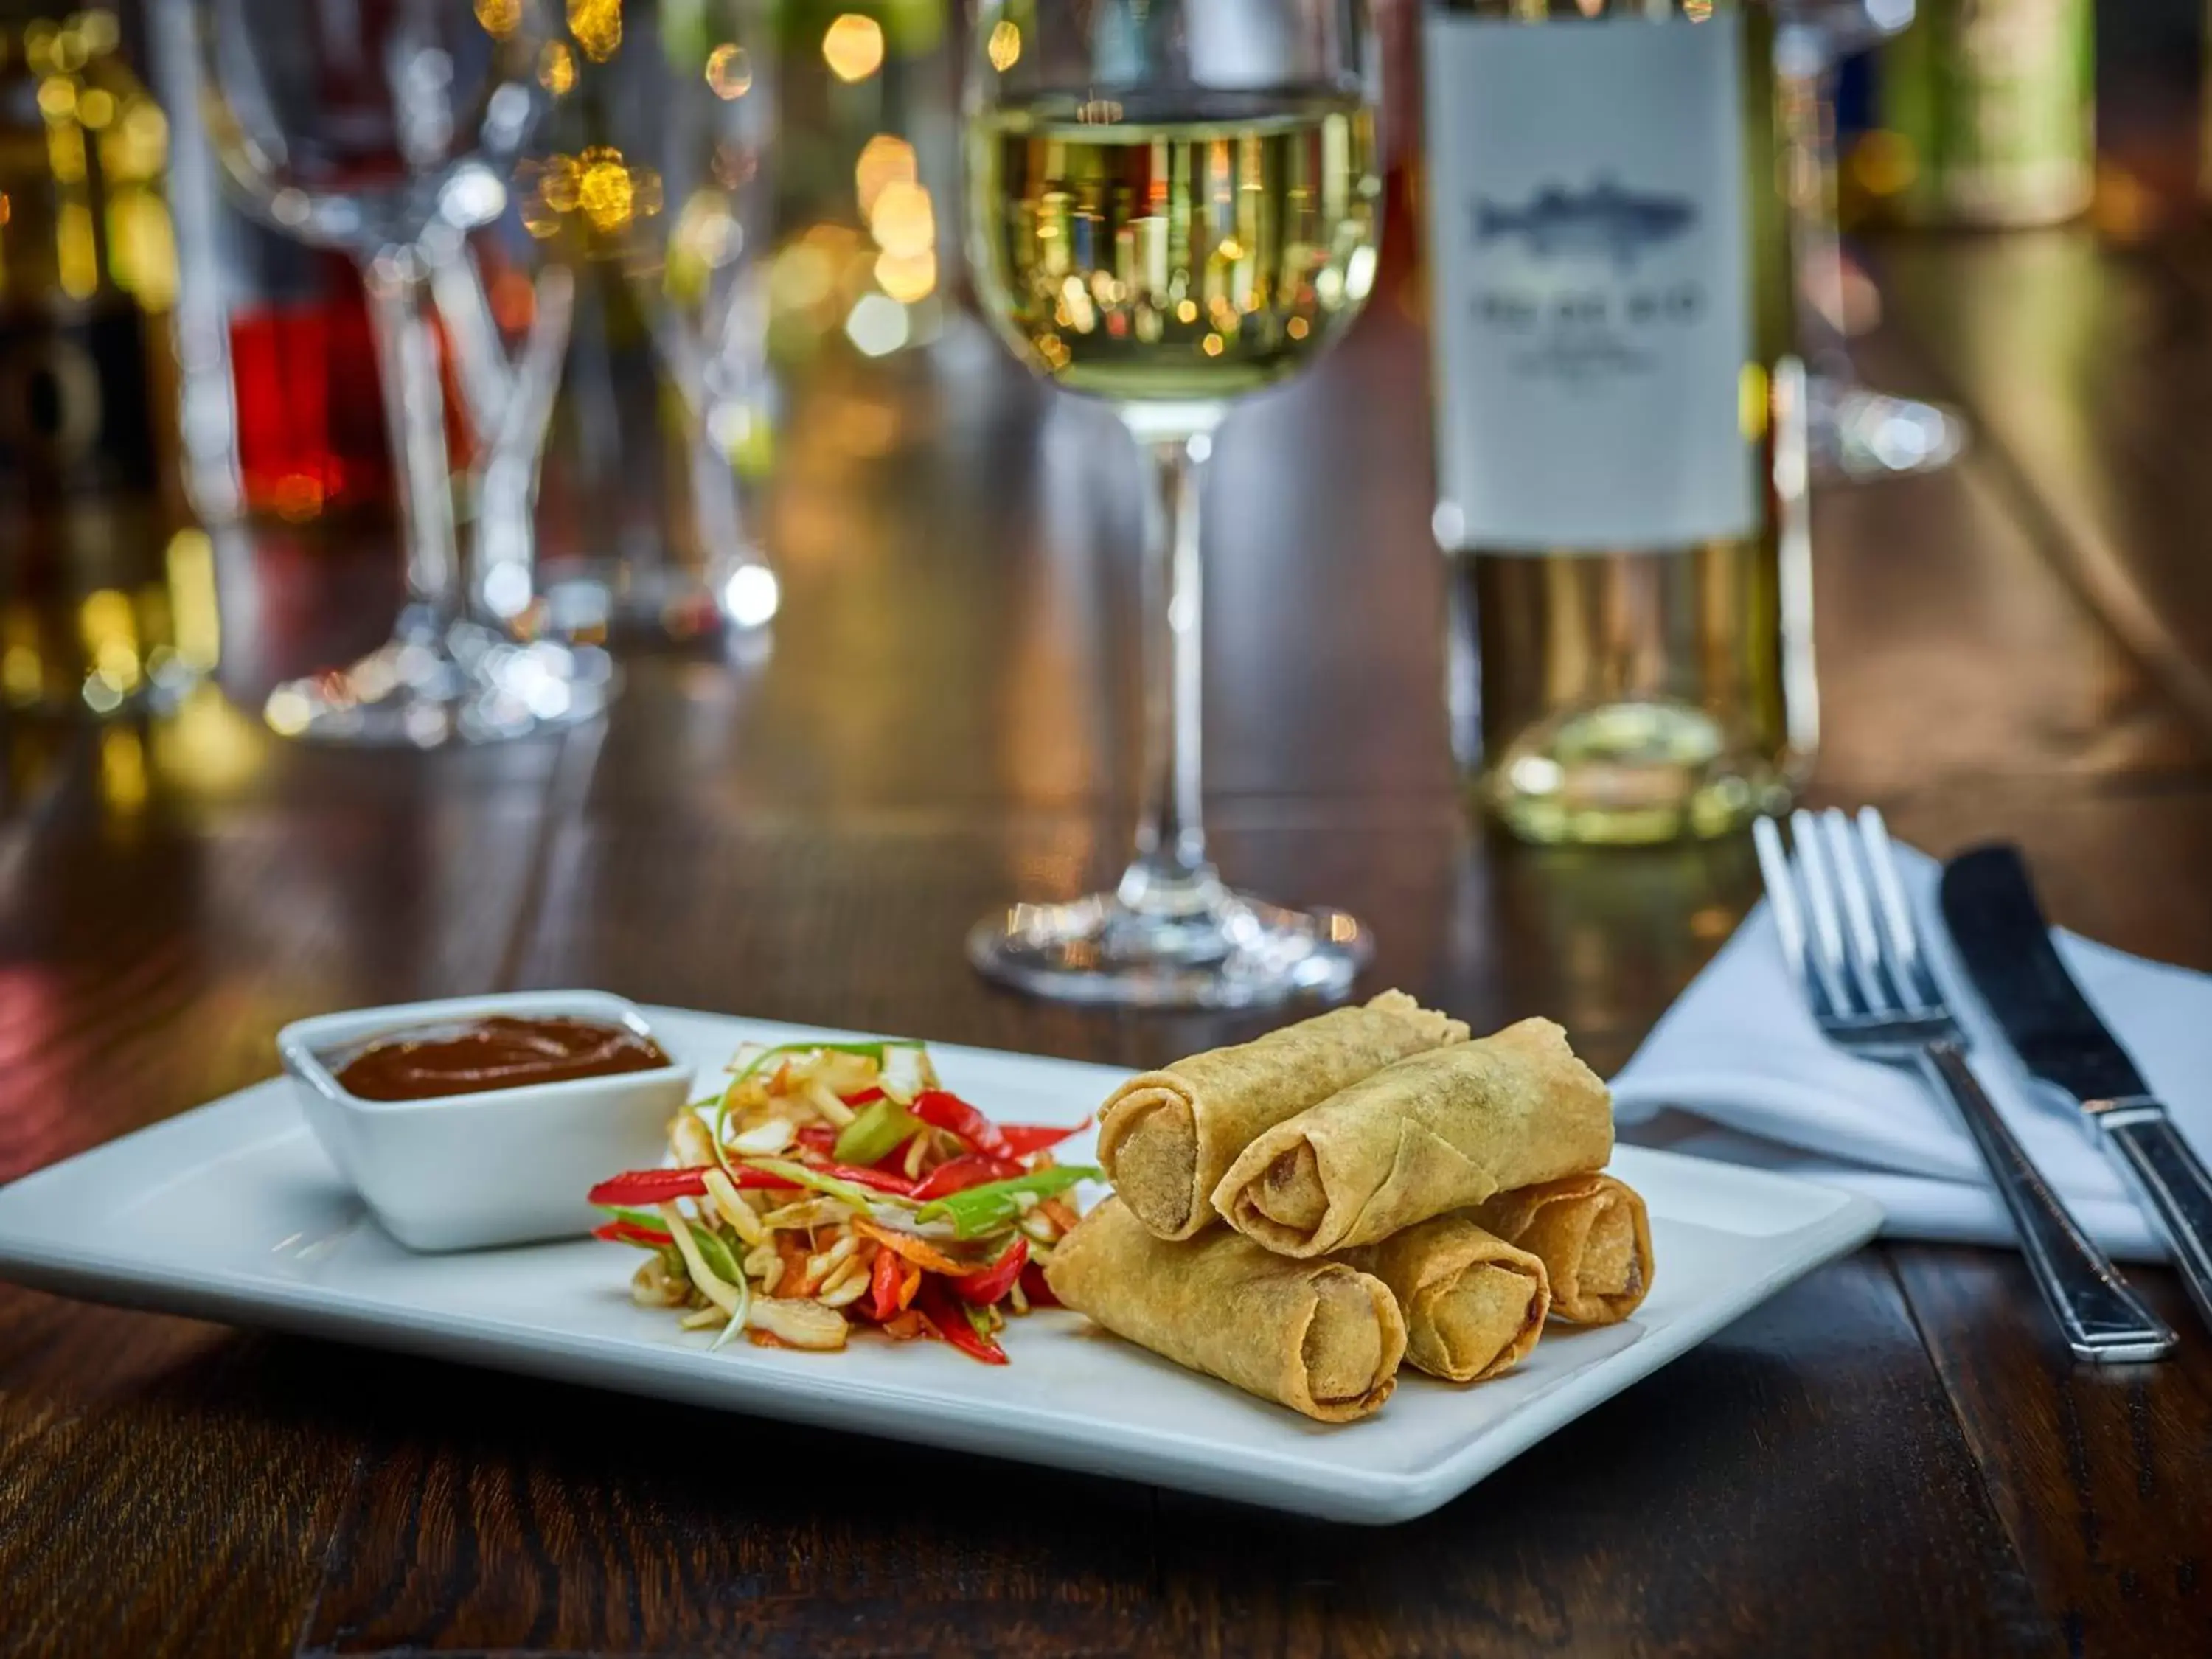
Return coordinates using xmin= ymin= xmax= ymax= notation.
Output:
xmin=1120 ymin=430 xmax=1219 ymax=917
xmin=1781 ymin=49 xmax=1853 ymax=381
xmin=361 ymin=248 xmax=462 ymax=635
xmin=690 ymin=417 xmax=747 ymax=567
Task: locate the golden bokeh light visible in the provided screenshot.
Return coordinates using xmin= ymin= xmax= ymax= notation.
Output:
xmin=568 ymin=0 xmax=622 ymax=63
xmin=853 ymin=133 xmax=917 ymax=218
xmin=540 ymin=153 xmax=582 ymax=212
xmin=987 ymin=20 xmax=1021 ymax=72
xmin=704 ymin=43 xmax=753 ymax=99
xmin=538 ymin=40 xmax=577 ymax=95
xmin=78 ymin=8 xmax=119 ymax=54
xmin=822 ymin=14 xmax=885 ymax=84
xmin=867 ymin=179 xmax=933 ymax=260
xmin=475 ymin=0 xmax=522 ymax=38
xmin=874 ymin=247 xmax=936 ymax=303
xmin=577 ymin=146 xmax=636 ymax=236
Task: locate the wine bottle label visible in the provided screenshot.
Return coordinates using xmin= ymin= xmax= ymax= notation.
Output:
xmin=1424 ymin=14 xmax=1755 ymax=552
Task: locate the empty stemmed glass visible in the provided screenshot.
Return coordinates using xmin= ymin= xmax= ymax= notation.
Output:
xmin=962 ymin=0 xmax=1382 ymax=1007
xmin=194 ymin=0 xmax=593 ymax=743
xmin=582 ymin=0 xmax=781 ymax=636
xmin=1777 ymin=0 xmax=1966 ymax=479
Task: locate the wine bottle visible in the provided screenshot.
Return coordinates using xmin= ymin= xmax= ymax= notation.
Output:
xmin=1425 ymin=0 xmax=1815 ymax=844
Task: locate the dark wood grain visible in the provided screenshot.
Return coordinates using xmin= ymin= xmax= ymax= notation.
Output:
xmin=8 ymin=97 xmax=2212 ymax=1659
xmin=291 ymin=1255 xmax=2049 ymax=1659
xmin=1891 ymin=1250 xmax=2212 ymax=1659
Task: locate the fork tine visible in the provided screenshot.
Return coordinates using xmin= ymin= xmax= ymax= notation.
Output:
xmin=1818 ymin=808 xmax=1896 ymax=1014
xmin=1856 ymin=807 xmax=1941 ymax=1009
xmin=1787 ymin=809 xmax=1861 ymax=1016
xmin=1752 ymin=815 xmax=1815 ymax=1001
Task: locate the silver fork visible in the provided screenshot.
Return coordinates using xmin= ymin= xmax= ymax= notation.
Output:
xmin=1755 ymin=807 xmax=2175 ymax=1364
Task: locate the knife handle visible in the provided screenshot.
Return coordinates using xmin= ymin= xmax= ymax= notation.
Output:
xmin=1917 ymin=1045 xmax=2177 ymax=1363
xmin=2101 ymin=1111 xmax=2212 ymax=1340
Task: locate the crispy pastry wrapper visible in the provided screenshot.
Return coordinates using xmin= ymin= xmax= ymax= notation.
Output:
xmin=1470 ymin=1172 xmax=1654 ymax=1325
xmin=1211 ymin=1018 xmax=1613 ymax=1258
xmin=1343 ymin=1214 xmax=1551 ymax=1382
xmin=1044 ymin=1196 xmax=1407 ymax=1422
xmin=1096 ymin=990 xmax=1468 ymax=1241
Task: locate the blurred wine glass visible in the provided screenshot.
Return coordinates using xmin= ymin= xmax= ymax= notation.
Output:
xmin=1776 ymin=0 xmax=1966 ymax=480
xmin=194 ymin=0 xmax=600 ymax=743
xmin=563 ymin=0 xmax=779 ymax=638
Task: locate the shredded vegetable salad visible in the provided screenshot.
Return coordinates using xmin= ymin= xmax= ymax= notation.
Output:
xmin=590 ymin=1038 xmax=1096 ymax=1364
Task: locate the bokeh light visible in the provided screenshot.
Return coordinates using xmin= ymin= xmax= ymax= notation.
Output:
xmin=538 ymin=40 xmax=577 ymax=94
xmin=705 ymin=43 xmax=753 ymax=99
xmin=568 ymin=0 xmax=622 ymax=63
xmin=854 ymin=133 xmax=917 ymax=218
xmin=822 ymin=14 xmax=885 ymax=83
xmin=867 ymin=179 xmax=933 ymax=260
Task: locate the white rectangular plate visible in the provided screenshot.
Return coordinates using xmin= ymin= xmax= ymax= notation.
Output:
xmin=0 ymin=1007 xmax=1880 ymax=1523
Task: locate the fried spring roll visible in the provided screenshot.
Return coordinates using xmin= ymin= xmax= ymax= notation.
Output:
xmin=1470 ymin=1173 xmax=1654 ymax=1325
xmin=1343 ymin=1215 xmax=1551 ymax=1382
xmin=1096 ymin=990 xmax=1467 ymax=1241
xmin=1044 ymin=1196 xmax=1407 ymax=1422
xmin=1211 ymin=1019 xmax=1613 ymax=1258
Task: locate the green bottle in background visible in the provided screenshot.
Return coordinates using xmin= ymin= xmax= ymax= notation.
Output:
xmin=1880 ymin=0 xmax=2095 ymax=228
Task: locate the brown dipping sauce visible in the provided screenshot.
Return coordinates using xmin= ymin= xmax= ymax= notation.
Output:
xmin=332 ymin=1015 xmax=672 ymax=1102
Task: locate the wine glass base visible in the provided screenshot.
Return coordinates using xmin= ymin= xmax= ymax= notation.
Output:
xmin=541 ymin=555 xmax=779 ymax=648
xmin=1812 ymin=380 xmax=1966 ymax=481
xmin=262 ymin=625 xmax=614 ymax=747
xmin=967 ymin=888 xmax=1371 ymax=1010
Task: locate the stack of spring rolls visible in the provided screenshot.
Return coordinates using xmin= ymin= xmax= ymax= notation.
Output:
xmin=1046 ymin=992 xmax=1655 ymax=1422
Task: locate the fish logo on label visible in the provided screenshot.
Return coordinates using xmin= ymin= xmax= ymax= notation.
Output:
xmin=1471 ymin=178 xmax=1697 ymax=269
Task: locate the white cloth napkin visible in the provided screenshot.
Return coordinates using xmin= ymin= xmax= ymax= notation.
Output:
xmin=1611 ymin=846 xmax=2212 ymax=1262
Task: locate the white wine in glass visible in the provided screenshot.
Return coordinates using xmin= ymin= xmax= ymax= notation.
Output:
xmin=964 ymin=1 xmax=1383 ymax=1009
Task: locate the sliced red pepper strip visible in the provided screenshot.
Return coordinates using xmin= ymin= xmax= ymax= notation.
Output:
xmin=948 ymin=1235 xmax=1029 ymax=1305
xmin=589 ymin=1165 xmax=798 ymax=1206
xmin=909 ymin=1090 xmax=1012 ymax=1159
xmin=908 ymin=1153 xmax=1023 ymax=1201
xmin=795 ymin=1124 xmax=839 ymax=1155
xmin=997 ymin=1121 xmax=1087 ymax=1157
xmin=1018 ymin=1262 xmax=1060 ymax=1308
xmin=868 ymin=1242 xmax=903 ymax=1322
xmin=840 ymin=1086 xmax=886 ymax=1107
xmin=592 ymin=1219 xmax=675 ymax=1248
xmin=806 ymin=1159 xmax=919 ymax=1197
xmin=588 ymin=1166 xmax=713 ymax=1206
xmin=917 ymin=1279 xmax=1009 ymax=1365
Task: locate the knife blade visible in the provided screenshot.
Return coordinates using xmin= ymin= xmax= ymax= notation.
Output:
xmin=1941 ymin=842 xmax=2212 ymax=1336
xmin=1939 ymin=846 xmax=2149 ymax=1108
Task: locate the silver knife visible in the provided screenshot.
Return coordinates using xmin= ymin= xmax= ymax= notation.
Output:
xmin=1941 ymin=845 xmax=2212 ymax=1337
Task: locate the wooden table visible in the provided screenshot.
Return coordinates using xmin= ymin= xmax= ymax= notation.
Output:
xmin=7 ymin=179 xmax=2212 ymax=1658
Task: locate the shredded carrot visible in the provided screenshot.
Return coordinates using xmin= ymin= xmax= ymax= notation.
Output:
xmin=776 ymin=1233 xmax=818 ymax=1297
xmin=1037 ymin=1197 xmax=1081 ymax=1235
xmin=853 ymin=1217 xmax=986 ymax=1276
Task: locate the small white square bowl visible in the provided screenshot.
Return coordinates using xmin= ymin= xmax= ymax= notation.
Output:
xmin=276 ymin=991 xmax=694 ymax=1252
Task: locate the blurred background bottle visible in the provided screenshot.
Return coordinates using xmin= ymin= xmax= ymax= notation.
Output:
xmin=0 ymin=3 xmax=223 ymax=719
xmin=1427 ymin=0 xmax=1815 ymax=846
xmin=1878 ymin=0 xmax=2094 ymax=227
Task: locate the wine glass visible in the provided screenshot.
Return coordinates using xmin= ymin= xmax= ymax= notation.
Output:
xmin=1776 ymin=0 xmax=1965 ymax=479
xmin=963 ymin=0 xmax=1382 ymax=1008
xmin=194 ymin=0 xmax=594 ymax=744
xmin=568 ymin=0 xmax=780 ymax=638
